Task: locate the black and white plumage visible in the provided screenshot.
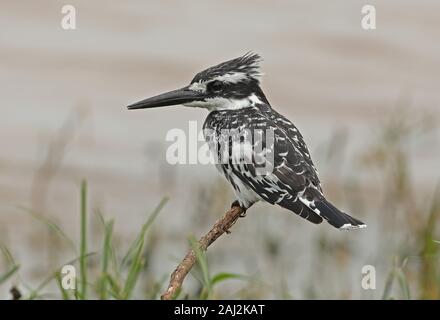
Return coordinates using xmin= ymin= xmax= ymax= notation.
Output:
xmin=127 ymin=53 xmax=366 ymax=230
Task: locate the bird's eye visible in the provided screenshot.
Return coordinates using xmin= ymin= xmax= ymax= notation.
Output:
xmin=208 ymin=80 xmax=224 ymax=92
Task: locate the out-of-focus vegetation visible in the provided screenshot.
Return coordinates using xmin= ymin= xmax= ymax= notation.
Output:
xmin=0 ymin=109 xmax=439 ymax=299
xmin=359 ymin=107 xmax=439 ymax=299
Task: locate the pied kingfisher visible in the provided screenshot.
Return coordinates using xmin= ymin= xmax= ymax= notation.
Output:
xmin=127 ymin=53 xmax=366 ymax=230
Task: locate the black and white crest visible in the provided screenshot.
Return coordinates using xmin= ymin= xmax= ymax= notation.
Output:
xmin=191 ymin=52 xmax=262 ymax=85
xmin=185 ymin=53 xmax=268 ymax=109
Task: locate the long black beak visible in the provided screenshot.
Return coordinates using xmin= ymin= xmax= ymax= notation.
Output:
xmin=127 ymin=86 xmax=203 ymax=110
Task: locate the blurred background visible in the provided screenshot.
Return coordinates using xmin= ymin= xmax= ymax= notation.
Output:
xmin=0 ymin=0 xmax=439 ymax=299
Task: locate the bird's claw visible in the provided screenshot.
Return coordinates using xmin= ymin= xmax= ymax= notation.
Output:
xmin=230 ymin=200 xmax=240 ymax=208
xmin=231 ymin=200 xmax=247 ymax=217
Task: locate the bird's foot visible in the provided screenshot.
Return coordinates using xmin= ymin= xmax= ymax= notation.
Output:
xmin=230 ymin=200 xmax=240 ymax=208
xmin=230 ymin=200 xmax=247 ymax=217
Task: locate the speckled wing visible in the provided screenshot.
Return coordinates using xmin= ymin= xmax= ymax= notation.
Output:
xmin=204 ymin=104 xmax=366 ymax=229
xmin=258 ymin=106 xmax=366 ymax=229
xmin=204 ymin=105 xmax=324 ymax=224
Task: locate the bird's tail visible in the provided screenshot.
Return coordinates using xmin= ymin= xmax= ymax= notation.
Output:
xmin=314 ymin=199 xmax=366 ymax=230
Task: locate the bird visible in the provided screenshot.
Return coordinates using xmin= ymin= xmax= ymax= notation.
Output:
xmin=127 ymin=53 xmax=366 ymax=230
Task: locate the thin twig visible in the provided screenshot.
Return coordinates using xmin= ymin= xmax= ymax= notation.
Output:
xmin=161 ymin=205 xmax=245 ymax=300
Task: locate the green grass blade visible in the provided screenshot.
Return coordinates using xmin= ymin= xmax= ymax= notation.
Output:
xmin=96 ymin=210 xmax=121 ymax=284
xmin=397 ymin=269 xmax=411 ymax=299
xmin=105 ymin=274 xmax=123 ymax=299
xmin=99 ymin=219 xmax=114 ymax=299
xmin=0 ymin=265 xmax=20 ymax=285
xmin=120 ymin=197 xmax=168 ymax=269
xmin=0 ymin=243 xmax=16 ymax=265
xmin=382 ymin=269 xmax=395 ymax=300
xmin=79 ymin=179 xmax=88 ymax=299
xmin=211 ymin=272 xmax=248 ymax=287
xmin=122 ymin=236 xmax=144 ymax=299
xmin=17 ymin=206 xmax=77 ymax=254
xmin=189 ymin=236 xmax=211 ymax=299
xmin=55 ymin=271 xmax=70 ymax=300
xmin=189 ymin=237 xmax=210 ymax=287
xmin=419 ymin=184 xmax=440 ymax=299
xmin=28 ymin=271 xmax=62 ymax=300
xmin=119 ymin=197 xmax=168 ymax=299
xmin=27 ymin=252 xmax=96 ymax=300
xmin=0 ymin=244 xmax=20 ymax=285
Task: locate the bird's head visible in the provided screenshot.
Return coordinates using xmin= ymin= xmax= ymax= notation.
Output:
xmin=127 ymin=53 xmax=269 ymax=112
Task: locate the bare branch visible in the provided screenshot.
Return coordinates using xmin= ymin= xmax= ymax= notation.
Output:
xmin=161 ymin=205 xmax=245 ymax=300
